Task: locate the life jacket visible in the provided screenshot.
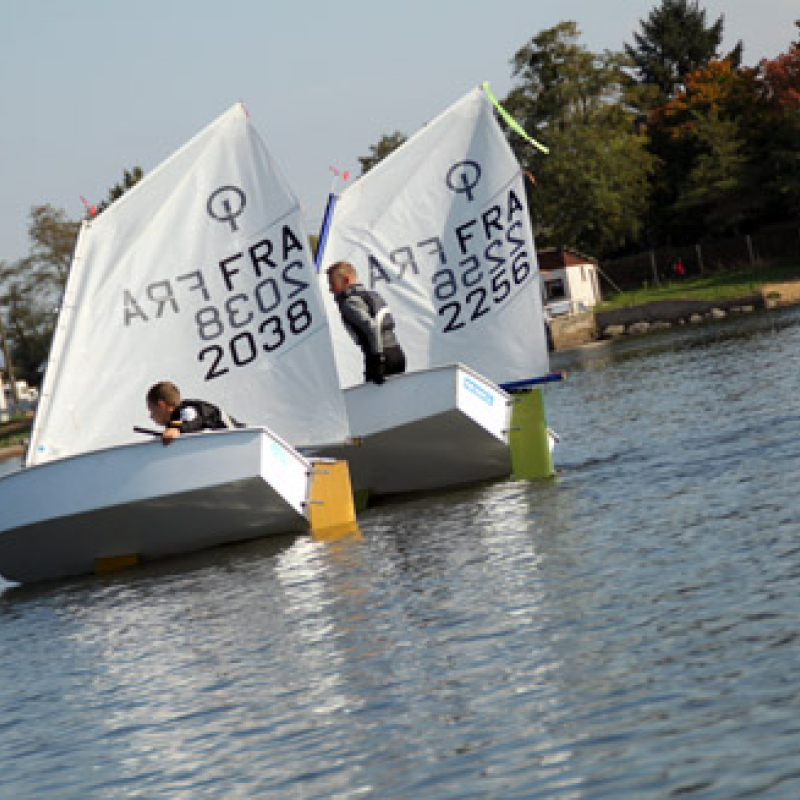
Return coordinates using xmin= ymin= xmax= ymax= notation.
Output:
xmin=169 ymin=400 xmax=243 ymax=433
xmin=336 ymin=283 xmax=400 ymax=357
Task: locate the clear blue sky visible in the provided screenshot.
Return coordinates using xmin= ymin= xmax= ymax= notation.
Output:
xmin=1 ymin=0 xmax=797 ymax=264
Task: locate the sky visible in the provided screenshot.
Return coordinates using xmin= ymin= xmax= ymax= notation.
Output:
xmin=1 ymin=0 xmax=797 ymax=264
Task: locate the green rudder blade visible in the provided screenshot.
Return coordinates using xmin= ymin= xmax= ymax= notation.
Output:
xmin=509 ymin=387 xmax=555 ymax=480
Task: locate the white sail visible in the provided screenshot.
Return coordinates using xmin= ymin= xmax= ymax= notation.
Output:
xmin=318 ymin=86 xmax=549 ymax=389
xmin=28 ymin=103 xmax=348 ymax=465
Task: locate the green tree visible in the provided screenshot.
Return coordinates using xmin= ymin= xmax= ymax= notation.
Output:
xmin=0 ymin=261 xmax=55 ymax=384
xmin=648 ymin=58 xmax=769 ymax=239
xmin=4 ymin=203 xmax=80 ymax=380
xmin=625 ymin=0 xmax=740 ymax=106
xmin=22 ymin=204 xmax=80 ymax=296
xmin=532 ymin=123 xmax=654 ymax=256
xmin=506 ymin=22 xmax=634 ymax=130
xmin=93 ymin=166 xmax=144 ymax=215
xmin=671 ymin=112 xmax=753 ymax=233
xmin=752 ymin=30 xmax=800 ymax=220
xmin=0 ymin=166 xmax=145 ymax=384
xmin=503 ymin=22 xmax=655 ymax=256
xmin=358 ymin=132 xmax=407 ymax=175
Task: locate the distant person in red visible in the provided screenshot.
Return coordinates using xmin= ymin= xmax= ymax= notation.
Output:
xmin=675 ymin=257 xmax=685 ymax=277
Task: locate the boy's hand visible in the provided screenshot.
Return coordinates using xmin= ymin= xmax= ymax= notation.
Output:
xmin=161 ymin=427 xmax=181 ymax=446
xmin=366 ymin=353 xmax=386 ymax=384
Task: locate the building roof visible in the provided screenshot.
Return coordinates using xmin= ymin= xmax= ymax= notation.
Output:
xmin=537 ymin=246 xmax=597 ymax=271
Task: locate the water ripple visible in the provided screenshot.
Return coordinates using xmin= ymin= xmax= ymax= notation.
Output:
xmin=2 ymin=308 xmax=800 ymax=796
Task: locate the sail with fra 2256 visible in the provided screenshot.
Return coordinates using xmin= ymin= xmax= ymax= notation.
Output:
xmin=318 ymin=85 xmax=550 ymax=390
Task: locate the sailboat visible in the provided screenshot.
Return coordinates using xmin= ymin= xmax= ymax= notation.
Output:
xmin=0 ymin=104 xmax=355 ymax=585
xmin=312 ymin=85 xmax=557 ymax=502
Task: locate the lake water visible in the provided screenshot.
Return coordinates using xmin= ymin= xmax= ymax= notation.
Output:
xmin=2 ymin=306 xmax=800 ymax=798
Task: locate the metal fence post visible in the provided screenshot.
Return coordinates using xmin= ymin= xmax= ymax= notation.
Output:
xmin=696 ymin=243 xmax=704 ymax=274
xmin=650 ymin=250 xmax=660 ymax=286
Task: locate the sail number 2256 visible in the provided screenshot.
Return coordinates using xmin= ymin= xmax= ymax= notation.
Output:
xmin=434 ymin=220 xmax=531 ymax=334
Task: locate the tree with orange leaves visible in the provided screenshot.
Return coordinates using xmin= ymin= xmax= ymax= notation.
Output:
xmin=645 ymin=57 xmax=763 ymax=239
xmin=752 ymin=22 xmax=800 ymax=218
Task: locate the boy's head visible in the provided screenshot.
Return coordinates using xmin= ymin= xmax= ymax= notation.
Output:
xmin=326 ymin=261 xmax=357 ymax=296
xmin=147 ymin=381 xmax=181 ymax=426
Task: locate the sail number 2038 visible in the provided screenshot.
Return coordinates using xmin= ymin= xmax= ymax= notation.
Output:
xmin=197 ymin=263 xmax=311 ymax=381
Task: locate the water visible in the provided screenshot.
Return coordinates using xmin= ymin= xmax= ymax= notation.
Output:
xmin=2 ymin=307 xmax=800 ymax=798
xmin=0 ymin=455 xmax=23 ymax=479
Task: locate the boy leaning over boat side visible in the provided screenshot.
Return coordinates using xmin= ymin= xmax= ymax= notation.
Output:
xmin=326 ymin=261 xmax=406 ymax=385
xmin=146 ymin=380 xmax=242 ymax=445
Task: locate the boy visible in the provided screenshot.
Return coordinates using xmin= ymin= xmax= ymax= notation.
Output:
xmin=326 ymin=261 xmax=406 ymax=385
xmin=146 ymin=381 xmax=241 ymax=445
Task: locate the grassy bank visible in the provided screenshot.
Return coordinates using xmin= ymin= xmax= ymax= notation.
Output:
xmin=597 ymin=257 xmax=800 ymax=311
xmin=0 ymin=416 xmax=32 ymax=448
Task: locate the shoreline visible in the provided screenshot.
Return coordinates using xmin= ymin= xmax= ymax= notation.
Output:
xmin=550 ymin=280 xmax=800 ymax=352
xmin=0 ymin=416 xmax=32 ymax=463
xmin=0 ymin=445 xmax=24 ymax=463
xmin=595 ymin=294 xmax=763 ymax=340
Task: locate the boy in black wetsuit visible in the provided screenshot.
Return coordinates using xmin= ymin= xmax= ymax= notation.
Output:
xmin=326 ymin=261 xmax=406 ymax=385
xmin=146 ymin=381 xmax=240 ymax=445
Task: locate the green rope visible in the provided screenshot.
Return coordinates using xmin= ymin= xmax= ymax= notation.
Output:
xmin=481 ymin=81 xmax=549 ymax=155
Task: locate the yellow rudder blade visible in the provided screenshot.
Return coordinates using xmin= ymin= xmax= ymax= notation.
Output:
xmin=509 ymin=388 xmax=555 ymax=480
xmin=309 ymin=460 xmax=360 ymax=539
xmin=95 ymin=553 xmax=140 ymax=575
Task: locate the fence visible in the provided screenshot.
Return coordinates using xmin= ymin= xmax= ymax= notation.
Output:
xmin=598 ymin=221 xmax=800 ymax=293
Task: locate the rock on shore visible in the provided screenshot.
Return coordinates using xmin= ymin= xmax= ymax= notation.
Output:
xmin=595 ymin=296 xmax=762 ymax=340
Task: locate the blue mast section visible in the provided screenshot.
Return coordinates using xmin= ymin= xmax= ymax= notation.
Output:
xmin=500 ymin=372 xmax=565 ymax=393
xmin=314 ymin=193 xmax=338 ymax=271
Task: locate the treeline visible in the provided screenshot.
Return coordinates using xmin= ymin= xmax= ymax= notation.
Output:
xmin=366 ymin=2 xmax=800 ymax=262
xmin=505 ymin=7 xmax=799 ymax=260
xmin=3 ymin=1 xmax=799 ymax=384
xmin=0 ymin=169 xmax=142 ymax=384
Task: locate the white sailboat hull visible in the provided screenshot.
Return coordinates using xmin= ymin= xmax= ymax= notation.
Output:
xmin=313 ymin=365 xmax=513 ymax=498
xmin=0 ymin=428 xmax=312 ymax=584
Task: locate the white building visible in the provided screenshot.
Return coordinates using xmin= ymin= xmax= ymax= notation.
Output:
xmin=1 ymin=373 xmax=38 ymax=412
xmin=538 ymin=247 xmax=602 ymax=318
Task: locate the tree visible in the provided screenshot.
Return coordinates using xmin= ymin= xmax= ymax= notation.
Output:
xmin=22 ymin=204 xmax=80 ymax=297
xmin=358 ymin=132 xmax=407 ymax=175
xmin=649 ymin=58 xmax=762 ymax=237
xmin=93 ymin=167 xmax=144 ymax=215
xmin=671 ymin=112 xmax=753 ymax=234
xmin=0 ymin=167 xmax=145 ymax=384
xmin=751 ymin=29 xmax=800 ymax=219
xmin=0 ymin=261 xmax=55 ymax=385
xmin=531 ymin=122 xmax=654 ymax=256
xmin=0 ymin=203 xmax=78 ymax=387
xmin=507 ymin=22 xmax=635 ymax=130
xmin=0 ymin=263 xmax=19 ymax=399
xmin=625 ymin=0 xmax=741 ymax=106
xmin=503 ymin=22 xmax=655 ymax=256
